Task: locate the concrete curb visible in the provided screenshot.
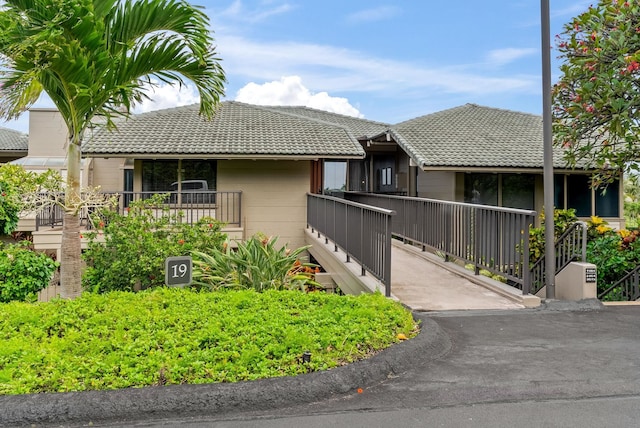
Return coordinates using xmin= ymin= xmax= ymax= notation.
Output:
xmin=0 ymin=313 xmax=449 ymax=427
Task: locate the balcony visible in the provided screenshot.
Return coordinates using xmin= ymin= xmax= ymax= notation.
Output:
xmin=24 ymin=191 xmax=242 ymax=251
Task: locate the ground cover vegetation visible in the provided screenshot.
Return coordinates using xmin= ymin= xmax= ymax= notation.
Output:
xmin=0 ymin=288 xmax=417 ymax=395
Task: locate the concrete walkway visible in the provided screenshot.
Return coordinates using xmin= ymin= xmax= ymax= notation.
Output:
xmin=390 ymin=240 xmax=529 ymax=311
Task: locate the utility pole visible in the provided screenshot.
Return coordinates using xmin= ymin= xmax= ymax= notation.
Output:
xmin=541 ymin=0 xmax=556 ymax=299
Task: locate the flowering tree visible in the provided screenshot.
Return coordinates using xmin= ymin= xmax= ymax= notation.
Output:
xmin=553 ymin=0 xmax=640 ymax=185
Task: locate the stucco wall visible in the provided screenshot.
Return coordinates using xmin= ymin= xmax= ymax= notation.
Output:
xmin=416 ymin=170 xmax=457 ymax=200
xmin=217 ymin=160 xmax=310 ymax=250
xmin=28 ymin=109 xmax=67 ymax=157
xmin=90 ymin=158 xmax=125 ymax=192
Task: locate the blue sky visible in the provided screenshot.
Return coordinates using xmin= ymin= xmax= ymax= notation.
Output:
xmin=1 ymin=0 xmax=594 ymax=133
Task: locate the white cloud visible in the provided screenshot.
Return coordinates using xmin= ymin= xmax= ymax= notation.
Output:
xmin=346 ymin=6 xmax=401 ymax=24
xmin=486 ymin=48 xmax=538 ymax=67
xmin=218 ymin=35 xmax=538 ymax=97
xmin=235 ymin=76 xmax=363 ymax=117
xmin=134 ymin=83 xmax=201 ymax=113
xmin=216 ymin=0 xmax=293 ymax=25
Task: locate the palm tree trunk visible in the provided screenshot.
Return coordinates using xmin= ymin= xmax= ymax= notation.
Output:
xmin=59 ymin=137 xmax=83 ymax=299
xmin=59 ymin=211 xmax=82 ymax=298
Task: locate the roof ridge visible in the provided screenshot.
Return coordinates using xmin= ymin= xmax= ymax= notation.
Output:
xmin=394 ymin=103 xmax=542 ymax=127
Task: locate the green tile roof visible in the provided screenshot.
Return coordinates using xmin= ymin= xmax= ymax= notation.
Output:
xmin=390 ymin=104 xmax=573 ymax=169
xmin=263 ymin=105 xmax=389 ymax=138
xmin=83 ymin=102 xmax=366 ymax=158
xmin=0 ymin=127 xmax=28 ymax=152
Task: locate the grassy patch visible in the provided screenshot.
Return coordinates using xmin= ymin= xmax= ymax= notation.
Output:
xmin=0 ymin=288 xmax=417 ymax=395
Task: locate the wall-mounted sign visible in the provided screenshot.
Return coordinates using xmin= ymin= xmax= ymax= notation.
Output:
xmin=585 ymin=267 xmax=597 ymax=284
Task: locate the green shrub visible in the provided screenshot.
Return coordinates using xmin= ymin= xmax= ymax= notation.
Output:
xmin=0 ymin=241 xmax=58 ymax=303
xmin=193 ymin=234 xmax=319 ymax=291
xmin=0 ymin=288 xmax=417 ymax=394
xmin=0 ymin=165 xmax=62 ymax=235
xmin=82 ymin=195 xmax=226 ymax=293
xmin=529 ymin=208 xmax=579 ymax=262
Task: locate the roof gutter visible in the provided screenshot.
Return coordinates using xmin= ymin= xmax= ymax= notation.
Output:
xmin=82 ymin=153 xmax=366 ymax=161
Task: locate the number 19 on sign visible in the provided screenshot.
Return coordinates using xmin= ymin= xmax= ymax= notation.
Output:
xmin=165 ymin=256 xmax=192 ymax=287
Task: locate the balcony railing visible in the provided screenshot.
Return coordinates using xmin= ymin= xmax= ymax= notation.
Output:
xmin=35 ymin=191 xmax=242 ymax=230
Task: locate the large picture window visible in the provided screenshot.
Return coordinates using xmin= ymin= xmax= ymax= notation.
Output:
xmin=556 ymin=174 xmax=620 ymax=218
xmin=502 ymin=174 xmax=535 ymax=210
xmin=464 ymin=174 xmax=498 ymax=206
xmin=464 ymin=173 xmax=534 ymax=210
xmin=142 ymin=160 xmax=217 ymax=192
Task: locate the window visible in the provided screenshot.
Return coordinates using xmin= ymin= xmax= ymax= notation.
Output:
xmin=595 ymin=180 xmax=620 ymax=217
xmin=323 ymin=161 xmax=347 ymax=192
xmin=566 ymin=175 xmax=592 ymax=217
xmin=556 ymin=174 xmax=620 ymax=218
xmin=554 ymin=174 xmax=565 ymax=208
xmin=502 ymin=174 xmax=535 ymax=210
xmin=464 ymin=174 xmax=498 ymax=206
xmin=142 ymin=160 xmax=216 ymax=192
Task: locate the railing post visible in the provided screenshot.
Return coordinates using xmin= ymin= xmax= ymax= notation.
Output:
xmin=384 ymin=211 xmax=392 ymax=297
xmin=522 ymin=214 xmax=532 ymax=295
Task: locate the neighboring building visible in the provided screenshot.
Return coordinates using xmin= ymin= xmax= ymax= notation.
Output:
xmin=16 ymin=102 xmax=624 ymax=252
xmin=0 ymin=126 xmax=28 ymax=163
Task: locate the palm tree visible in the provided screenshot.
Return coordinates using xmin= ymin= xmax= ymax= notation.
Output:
xmin=0 ymin=0 xmax=226 ymax=298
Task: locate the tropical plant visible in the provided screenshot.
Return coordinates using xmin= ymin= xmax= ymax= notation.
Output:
xmin=552 ymin=0 xmax=640 ymax=185
xmin=82 ymin=194 xmax=226 ymax=293
xmin=0 ymin=241 xmax=58 ymax=303
xmin=529 ymin=208 xmax=579 ymax=262
xmin=0 ymin=0 xmax=226 ymax=298
xmin=0 ymin=164 xmax=62 ymax=235
xmin=192 ymin=234 xmax=320 ymax=292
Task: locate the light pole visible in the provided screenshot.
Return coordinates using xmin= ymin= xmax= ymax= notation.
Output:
xmin=541 ymin=0 xmax=556 ymax=299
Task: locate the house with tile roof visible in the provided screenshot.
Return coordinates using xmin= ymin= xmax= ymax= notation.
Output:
xmin=18 ymin=101 xmax=623 ymax=255
xmin=374 ymin=104 xmax=623 ymax=227
xmin=0 ymin=126 xmax=28 ymax=163
xmin=79 ymin=101 xmax=374 ymax=250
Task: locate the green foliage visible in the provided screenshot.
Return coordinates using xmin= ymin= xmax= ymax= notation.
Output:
xmin=0 ymin=241 xmax=58 ymax=303
xmin=553 ymin=0 xmax=640 ymax=185
xmin=192 ymin=234 xmax=319 ymax=292
xmin=586 ymin=234 xmax=636 ymax=294
xmin=529 ymin=209 xmax=579 ymax=262
xmin=0 ymin=164 xmax=62 ymax=235
xmin=624 ymin=173 xmax=640 ymax=227
xmin=0 ymin=288 xmax=417 ymax=394
xmin=82 ymin=195 xmax=226 ymax=293
xmin=0 ymin=0 xmax=226 ymax=296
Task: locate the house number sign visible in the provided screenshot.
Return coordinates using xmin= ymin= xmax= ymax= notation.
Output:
xmin=165 ymin=256 xmax=192 ymax=287
xmin=585 ymin=267 xmax=597 ymax=284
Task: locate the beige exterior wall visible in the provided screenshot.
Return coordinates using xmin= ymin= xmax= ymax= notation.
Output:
xmin=217 ymin=160 xmax=310 ymax=250
xmin=416 ymin=169 xmax=457 ymax=200
xmin=28 ymin=109 xmax=67 ymax=157
xmin=90 ymin=158 xmax=125 ymax=191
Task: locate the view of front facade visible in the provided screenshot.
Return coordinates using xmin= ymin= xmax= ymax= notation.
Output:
xmin=13 ymin=101 xmax=624 ymax=255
